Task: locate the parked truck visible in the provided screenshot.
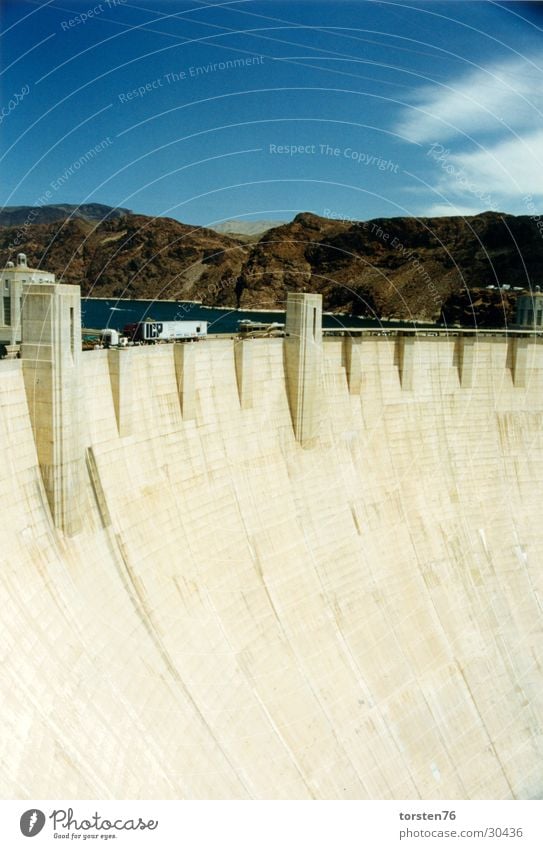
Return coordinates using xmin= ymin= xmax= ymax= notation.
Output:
xmin=99 ymin=329 xmax=128 ymax=348
xmin=122 ymin=320 xmax=208 ymax=343
xmin=237 ymin=320 xmax=284 ymax=337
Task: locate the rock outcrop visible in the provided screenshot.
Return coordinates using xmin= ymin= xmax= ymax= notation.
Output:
xmin=1 ymin=208 xmax=542 ymax=323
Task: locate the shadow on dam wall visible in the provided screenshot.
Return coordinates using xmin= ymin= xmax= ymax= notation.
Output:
xmin=0 ymin=285 xmax=543 ymax=799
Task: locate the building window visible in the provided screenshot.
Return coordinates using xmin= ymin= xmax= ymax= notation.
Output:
xmin=528 ymin=309 xmax=534 ymax=325
xmin=3 ymin=296 xmax=11 ymax=326
xmin=70 ymin=307 xmax=75 ymax=357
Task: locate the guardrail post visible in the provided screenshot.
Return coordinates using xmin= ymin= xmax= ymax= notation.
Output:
xmin=511 ymin=337 xmax=529 ymax=388
xmin=343 ymin=335 xmax=362 ymax=394
xmin=398 ymin=334 xmax=415 ymax=390
xmin=458 ymin=336 xmax=476 ymax=388
xmin=174 ymin=342 xmax=196 ymax=420
xmin=108 ymin=347 xmax=133 ymax=436
xmin=284 ymin=293 xmax=323 ymax=447
xmin=234 ymin=338 xmax=253 ymax=410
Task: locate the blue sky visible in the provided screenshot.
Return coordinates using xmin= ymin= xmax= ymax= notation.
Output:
xmin=1 ymin=0 xmax=542 ymax=226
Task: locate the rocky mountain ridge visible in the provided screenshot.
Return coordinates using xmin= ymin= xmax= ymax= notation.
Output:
xmin=0 ymin=203 xmax=131 ymax=228
xmin=1 ymin=208 xmax=541 ymax=325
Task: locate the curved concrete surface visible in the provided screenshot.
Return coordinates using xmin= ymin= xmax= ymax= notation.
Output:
xmin=1 ymin=334 xmax=542 ymax=799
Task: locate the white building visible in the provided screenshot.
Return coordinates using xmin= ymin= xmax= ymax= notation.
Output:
xmin=514 ymin=290 xmax=543 ymax=329
xmin=1 ymin=253 xmax=56 ymax=346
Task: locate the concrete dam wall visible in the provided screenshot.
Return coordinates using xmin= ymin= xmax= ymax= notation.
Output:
xmin=1 ymin=287 xmax=542 ymax=800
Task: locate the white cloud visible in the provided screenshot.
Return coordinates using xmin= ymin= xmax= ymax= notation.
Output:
xmin=400 ymin=56 xmax=543 ymax=215
xmin=396 ymin=55 xmax=543 ymax=144
xmin=423 ymin=203 xmax=487 ymax=218
xmin=453 ymin=130 xmax=543 ymax=196
xmin=423 ymin=130 xmax=543 ymax=213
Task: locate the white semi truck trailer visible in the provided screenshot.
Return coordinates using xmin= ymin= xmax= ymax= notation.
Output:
xmin=115 ymin=320 xmax=208 ymax=344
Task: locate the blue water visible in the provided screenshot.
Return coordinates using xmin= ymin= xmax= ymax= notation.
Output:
xmin=81 ymin=298 xmax=394 ymax=335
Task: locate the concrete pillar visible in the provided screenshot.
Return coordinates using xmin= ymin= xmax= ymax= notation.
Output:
xmin=174 ymin=342 xmax=196 ymax=420
xmin=284 ymin=292 xmax=322 ymax=448
xmin=343 ymin=336 xmax=362 ymax=394
xmin=108 ymin=348 xmax=133 ymax=437
xmin=7 ymin=278 xmax=22 ymax=347
xmin=397 ymin=334 xmax=415 ymax=391
xmin=511 ymin=337 xmax=529 ymax=388
xmin=234 ymin=339 xmax=253 ymax=410
xmin=457 ymin=336 xmax=476 ymax=388
xmin=21 ymin=282 xmax=83 ymax=536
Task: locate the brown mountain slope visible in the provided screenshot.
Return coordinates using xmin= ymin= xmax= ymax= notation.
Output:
xmin=0 ymin=203 xmax=131 ymax=227
xmin=0 ymin=214 xmax=247 ymax=305
xmin=239 ymin=212 xmax=543 ymax=322
xmin=1 ymin=210 xmax=542 ymax=323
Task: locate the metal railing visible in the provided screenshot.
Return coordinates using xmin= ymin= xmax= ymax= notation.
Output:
xmin=322 ymin=326 xmax=543 ymax=339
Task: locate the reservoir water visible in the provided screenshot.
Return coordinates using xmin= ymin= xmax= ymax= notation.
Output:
xmin=81 ymin=298 xmax=415 ymax=334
